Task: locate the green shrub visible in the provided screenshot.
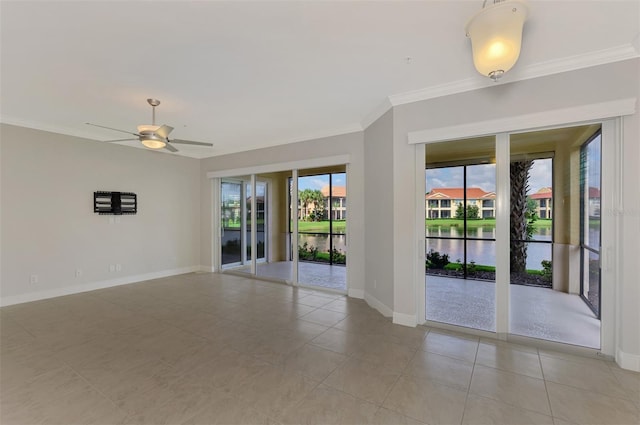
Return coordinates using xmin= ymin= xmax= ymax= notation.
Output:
xmin=541 ymin=260 xmax=552 ymax=282
xmin=426 ymin=249 xmax=450 ymax=269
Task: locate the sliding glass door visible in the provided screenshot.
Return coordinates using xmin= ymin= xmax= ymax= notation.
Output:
xmin=221 ymin=180 xmax=243 ymax=267
xmin=423 ymin=124 xmax=605 ymax=350
xmin=220 ymin=178 xmax=268 ymax=271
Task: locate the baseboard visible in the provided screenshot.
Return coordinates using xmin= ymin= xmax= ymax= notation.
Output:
xmin=198 ymin=265 xmax=215 ymax=273
xmin=348 ymin=288 xmax=365 ymax=299
xmin=616 ymin=348 xmax=640 ymax=372
xmin=393 ymin=312 xmax=417 ymax=327
xmin=0 ymin=266 xmax=200 ymax=307
xmin=364 ymin=292 xmax=393 ymax=318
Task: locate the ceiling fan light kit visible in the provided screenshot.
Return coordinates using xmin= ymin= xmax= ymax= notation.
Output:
xmin=465 ymin=0 xmax=529 ymax=82
xmin=86 ymin=98 xmax=213 ymax=153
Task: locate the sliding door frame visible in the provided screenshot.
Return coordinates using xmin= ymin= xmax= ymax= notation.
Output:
xmin=208 ymin=155 xmax=351 ymax=290
xmin=411 ymin=106 xmax=629 ymax=357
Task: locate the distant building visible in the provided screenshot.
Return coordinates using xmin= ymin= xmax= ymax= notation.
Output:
xmin=320 ymin=185 xmax=346 ymax=220
xmin=530 ymin=187 xmax=553 ymax=219
xmin=587 ymin=187 xmax=601 ymax=217
xmin=425 ymin=188 xmax=495 ymax=219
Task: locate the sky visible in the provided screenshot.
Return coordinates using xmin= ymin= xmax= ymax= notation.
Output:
xmin=298 ymin=173 xmax=346 ymax=191
xmin=295 ymin=160 xmax=553 ymax=194
xmin=426 ymin=158 xmax=553 ymax=194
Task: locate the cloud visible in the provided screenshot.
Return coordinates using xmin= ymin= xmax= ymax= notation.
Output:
xmin=528 ymin=158 xmax=552 ymax=194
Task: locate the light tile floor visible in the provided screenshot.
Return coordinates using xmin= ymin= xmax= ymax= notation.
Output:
xmin=229 ymin=261 xmax=347 ymax=291
xmin=1 ymin=272 xmax=638 ymax=425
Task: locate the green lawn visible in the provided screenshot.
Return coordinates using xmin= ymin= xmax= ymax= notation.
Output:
xmin=298 ymin=220 xmax=346 ymax=234
xmin=223 ymin=219 xmax=346 ymax=233
xmin=426 ymin=218 xmax=552 ymax=229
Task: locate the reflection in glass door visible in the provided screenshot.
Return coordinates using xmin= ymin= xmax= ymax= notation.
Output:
xmin=581 ymin=131 xmax=601 ymax=318
xmin=221 ymin=181 xmax=243 ymax=267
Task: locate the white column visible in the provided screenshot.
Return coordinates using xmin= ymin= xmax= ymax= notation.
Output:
xmin=601 ymin=118 xmax=620 ymax=357
xmin=495 ymin=133 xmax=510 ymax=338
xmin=292 ymin=169 xmax=299 ymax=286
xmin=415 ymin=143 xmax=426 ymax=325
xmin=250 ymin=174 xmax=257 ymax=275
xmin=212 ymin=178 xmax=221 ymax=272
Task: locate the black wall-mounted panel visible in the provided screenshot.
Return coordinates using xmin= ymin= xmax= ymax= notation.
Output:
xmin=94 ymin=191 xmax=137 ymax=215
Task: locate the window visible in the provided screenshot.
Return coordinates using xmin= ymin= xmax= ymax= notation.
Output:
xmin=539 ymin=199 xmax=546 ymax=208
xmin=428 ymin=200 xmax=439 ymax=208
xmin=483 ymin=200 xmax=494 ymax=208
xmin=441 ymin=200 xmax=451 ymax=208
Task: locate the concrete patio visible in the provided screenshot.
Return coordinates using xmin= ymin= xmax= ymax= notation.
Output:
xmin=426 ymin=275 xmax=601 ymax=349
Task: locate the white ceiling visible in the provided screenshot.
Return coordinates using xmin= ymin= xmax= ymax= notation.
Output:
xmin=1 ymin=1 xmax=638 ymax=158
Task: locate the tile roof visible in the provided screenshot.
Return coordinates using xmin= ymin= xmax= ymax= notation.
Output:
xmin=321 ymin=185 xmax=346 ymax=198
xmin=426 ymin=188 xmax=495 ymax=200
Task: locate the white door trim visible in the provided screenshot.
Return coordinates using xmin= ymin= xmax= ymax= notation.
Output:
xmin=408 ymin=98 xmax=636 ymax=145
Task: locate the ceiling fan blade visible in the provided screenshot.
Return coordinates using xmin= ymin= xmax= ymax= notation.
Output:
xmin=164 ymin=143 xmax=178 ymax=152
xmin=155 ymin=124 xmax=174 ymax=139
xmin=86 ymin=122 xmax=139 ymax=136
xmin=103 ymin=138 xmax=138 ymax=143
xmin=170 ymin=138 xmax=213 ymax=147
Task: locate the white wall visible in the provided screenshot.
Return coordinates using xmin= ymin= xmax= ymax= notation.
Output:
xmin=0 ymin=124 xmax=201 ymax=305
xmin=199 ymin=131 xmax=366 ymax=298
xmin=363 ymin=109 xmax=394 ymax=315
xmin=386 ymin=59 xmax=640 ymax=369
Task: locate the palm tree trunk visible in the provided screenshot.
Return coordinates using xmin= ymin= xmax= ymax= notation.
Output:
xmin=510 ymin=160 xmax=533 ymax=274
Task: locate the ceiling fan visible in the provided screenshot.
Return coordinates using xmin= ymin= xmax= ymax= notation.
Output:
xmin=86 ymin=99 xmax=213 ymax=152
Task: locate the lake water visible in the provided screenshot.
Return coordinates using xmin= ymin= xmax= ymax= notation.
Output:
xmin=426 ymin=225 xmax=551 ymax=270
xmin=296 ymin=226 xmax=550 ymax=271
xmin=225 ymin=225 xmax=597 ymax=272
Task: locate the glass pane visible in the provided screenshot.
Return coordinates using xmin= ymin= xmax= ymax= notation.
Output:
xmin=298 ymin=233 xmax=330 ymax=262
xmin=256 ymin=182 xmax=266 ymax=260
xmin=584 ymin=136 xmax=601 ymax=249
xmin=583 ymin=250 xmax=600 ymax=315
xmin=245 ymin=183 xmax=252 ymax=261
xmin=466 ymin=164 xmax=495 ymax=239
xmin=426 ymin=240 xmax=495 ymax=332
xmin=527 ymin=158 xmax=553 ymax=242
xmin=425 ymin=167 xmax=463 ymax=223
xmin=221 ymin=181 xmax=242 ymax=266
xmin=466 ymin=240 xmax=496 ymax=282
xmin=331 ymin=173 xmax=347 ymax=231
xmin=425 ymin=161 xmax=496 ymax=332
xmin=331 ymin=234 xmax=346 ymax=265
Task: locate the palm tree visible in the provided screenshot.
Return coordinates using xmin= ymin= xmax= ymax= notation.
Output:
xmin=510 ymin=160 xmax=533 ymax=274
xmin=298 ymin=189 xmax=313 ymax=220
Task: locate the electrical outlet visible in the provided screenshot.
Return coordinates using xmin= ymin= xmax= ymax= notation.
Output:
xmin=75 ymin=269 xmax=82 ymax=278
xmin=29 ymin=274 xmax=38 ymax=285
xmin=109 ymin=264 xmax=115 ymax=272
xmin=115 ymin=264 xmax=122 ymax=272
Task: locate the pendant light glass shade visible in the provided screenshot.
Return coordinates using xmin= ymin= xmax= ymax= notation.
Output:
xmin=137 ymin=125 xmax=166 ymax=149
xmin=141 ymin=138 xmax=166 ymax=149
xmin=466 ymin=0 xmax=528 ymax=81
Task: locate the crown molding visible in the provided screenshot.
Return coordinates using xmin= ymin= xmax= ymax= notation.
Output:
xmin=389 ymin=43 xmax=640 ymax=108
xmin=408 ymin=97 xmax=637 ymax=145
xmin=360 ymin=97 xmax=393 ymax=131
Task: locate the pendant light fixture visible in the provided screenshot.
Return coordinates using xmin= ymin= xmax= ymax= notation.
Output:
xmin=465 ymin=0 xmax=529 ymax=82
